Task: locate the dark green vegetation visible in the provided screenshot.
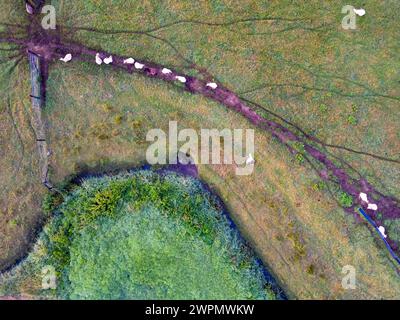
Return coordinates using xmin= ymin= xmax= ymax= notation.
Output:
xmin=0 ymin=170 xmax=277 ymax=300
xmin=338 ymin=192 xmax=353 ymax=208
xmin=0 ymin=0 xmax=399 ymax=299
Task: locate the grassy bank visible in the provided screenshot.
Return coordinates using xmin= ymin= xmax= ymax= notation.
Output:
xmin=0 ymin=170 xmax=279 ymax=299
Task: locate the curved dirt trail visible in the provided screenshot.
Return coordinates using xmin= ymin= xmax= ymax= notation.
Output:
xmin=47 ymin=39 xmax=400 ymax=265
xmin=1 ymin=1 xmax=399 ymax=269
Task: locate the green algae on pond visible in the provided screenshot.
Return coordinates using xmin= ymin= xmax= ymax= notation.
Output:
xmin=1 ymin=169 xmax=284 ymax=299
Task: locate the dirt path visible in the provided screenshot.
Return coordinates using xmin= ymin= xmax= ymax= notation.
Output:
xmin=24 ymin=37 xmax=395 ymax=266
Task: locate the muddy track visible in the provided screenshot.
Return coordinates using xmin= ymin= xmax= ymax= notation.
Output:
xmin=1 ymin=2 xmax=400 ymax=267
xmin=37 ymin=38 xmax=400 ymax=265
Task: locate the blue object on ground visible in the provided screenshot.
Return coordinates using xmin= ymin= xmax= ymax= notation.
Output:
xmin=358 ymin=208 xmax=400 ymax=265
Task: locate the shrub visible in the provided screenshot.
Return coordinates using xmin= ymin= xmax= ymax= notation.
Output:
xmin=42 ymin=193 xmax=64 ymax=216
xmin=339 ymin=192 xmax=353 ymax=208
xmin=319 ymin=104 xmax=328 ymax=113
xmin=114 ymin=114 xmax=123 ymax=125
xmin=295 ymin=153 xmax=305 ymax=164
xmin=347 ymin=115 xmax=357 ymax=125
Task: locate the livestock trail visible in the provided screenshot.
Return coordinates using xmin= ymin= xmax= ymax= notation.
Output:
xmin=1 ymin=1 xmax=400 ymax=267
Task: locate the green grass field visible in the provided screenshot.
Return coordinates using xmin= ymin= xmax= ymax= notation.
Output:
xmin=0 ymin=0 xmax=399 ymax=299
xmin=0 ymin=170 xmax=278 ymax=300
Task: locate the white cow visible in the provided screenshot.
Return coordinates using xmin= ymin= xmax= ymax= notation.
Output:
xmin=354 ymin=8 xmax=366 ymax=16
xmin=175 ymin=76 xmax=187 ymax=83
xmin=60 ymin=54 xmax=72 ymax=63
xmin=359 ymin=192 xmax=369 ymax=203
xmin=378 ymin=226 xmax=387 ymax=238
xmin=123 ymin=58 xmax=135 ymax=64
xmin=95 ymin=53 xmax=103 ymax=65
xmin=206 ymin=82 xmax=218 ymax=89
xmin=135 ymin=62 xmax=144 ymax=69
xmin=103 ymin=56 xmax=113 ymax=65
xmin=367 ymin=203 xmax=378 ymax=211
xmin=162 ymin=68 xmax=172 ymax=74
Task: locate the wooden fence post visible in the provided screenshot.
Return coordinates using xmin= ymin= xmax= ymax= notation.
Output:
xmin=28 ymin=52 xmax=53 ymax=189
